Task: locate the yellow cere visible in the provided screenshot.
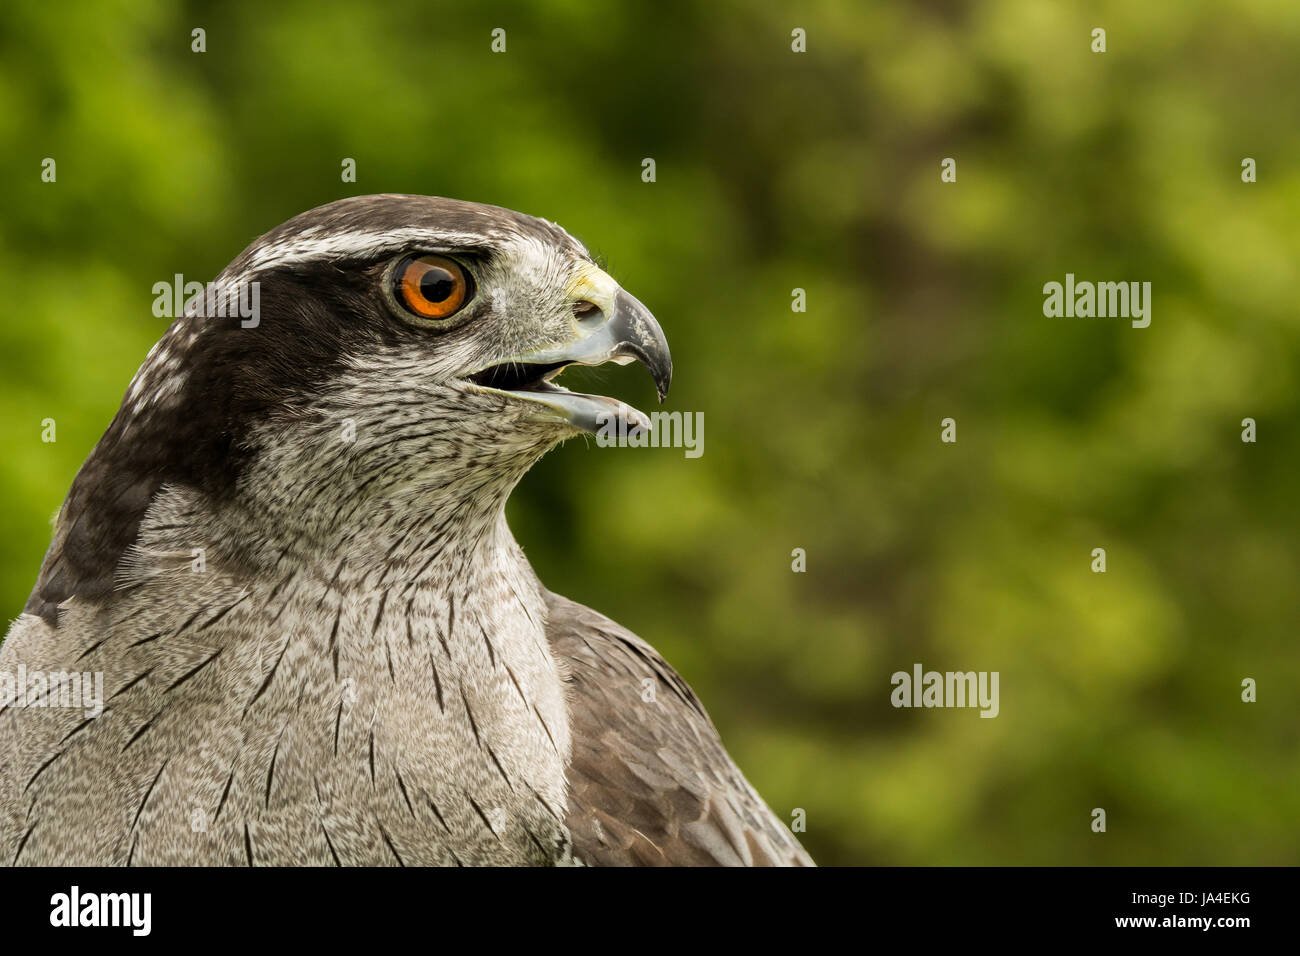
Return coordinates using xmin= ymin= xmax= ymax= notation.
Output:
xmin=565 ymin=263 xmax=620 ymax=315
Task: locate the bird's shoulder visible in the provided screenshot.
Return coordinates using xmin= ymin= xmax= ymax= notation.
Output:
xmin=541 ymin=589 xmax=813 ymax=866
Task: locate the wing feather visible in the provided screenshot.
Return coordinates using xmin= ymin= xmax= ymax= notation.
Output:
xmin=543 ymin=591 xmax=813 ymax=867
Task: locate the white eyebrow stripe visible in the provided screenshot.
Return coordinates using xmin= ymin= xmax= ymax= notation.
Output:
xmin=222 ymin=226 xmax=507 ymax=282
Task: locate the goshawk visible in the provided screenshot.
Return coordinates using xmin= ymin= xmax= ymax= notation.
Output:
xmin=0 ymin=195 xmax=812 ymax=867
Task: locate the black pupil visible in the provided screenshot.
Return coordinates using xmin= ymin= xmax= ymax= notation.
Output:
xmin=419 ymin=266 xmax=455 ymax=303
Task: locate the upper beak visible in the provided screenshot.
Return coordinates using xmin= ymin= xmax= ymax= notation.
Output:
xmin=465 ymin=266 xmax=672 ymax=435
xmin=514 ymin=287 xmax=672 ymax=402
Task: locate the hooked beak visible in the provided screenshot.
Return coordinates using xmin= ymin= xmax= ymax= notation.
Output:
xmin=465 ymin=266 xmax=672 ymax=434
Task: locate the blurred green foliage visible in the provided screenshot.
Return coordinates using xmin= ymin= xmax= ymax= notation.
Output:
xmin=2 ymin=0 xmax=1298 ymax=864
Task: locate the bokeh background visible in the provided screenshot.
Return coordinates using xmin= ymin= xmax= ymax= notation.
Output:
xmin=2 ymin=0 xmax=1297 ymax=865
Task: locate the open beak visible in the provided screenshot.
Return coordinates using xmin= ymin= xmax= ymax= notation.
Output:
xmin=466 ymin=266 xmax=672 ymax=434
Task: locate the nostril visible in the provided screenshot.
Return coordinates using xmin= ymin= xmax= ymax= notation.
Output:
xmin=573 ymin=300 xmax=603 ymax=327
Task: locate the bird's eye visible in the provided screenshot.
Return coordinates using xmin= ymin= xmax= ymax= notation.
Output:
xmin=393 ymin=254 xmax=473 ymax=321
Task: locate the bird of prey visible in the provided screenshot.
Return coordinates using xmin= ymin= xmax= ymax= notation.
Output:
xmin=0 ymin=195 xmax=812 ymax=866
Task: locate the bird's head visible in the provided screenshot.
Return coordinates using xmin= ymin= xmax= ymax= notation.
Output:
xmin=158 ymin=193 xmax=671 ymax=491
xmin=216 ymin=192 xmax=671 ymax=449
xmin=29 ymin=196 xmax=673 ymax=617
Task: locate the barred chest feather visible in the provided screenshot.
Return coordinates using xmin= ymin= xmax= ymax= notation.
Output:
xmin=1 ymin=490 xmax=575 ymax=866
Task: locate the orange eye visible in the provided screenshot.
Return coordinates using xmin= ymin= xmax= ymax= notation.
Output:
xmin=395 ymin=254 xmax=472 ymax=321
